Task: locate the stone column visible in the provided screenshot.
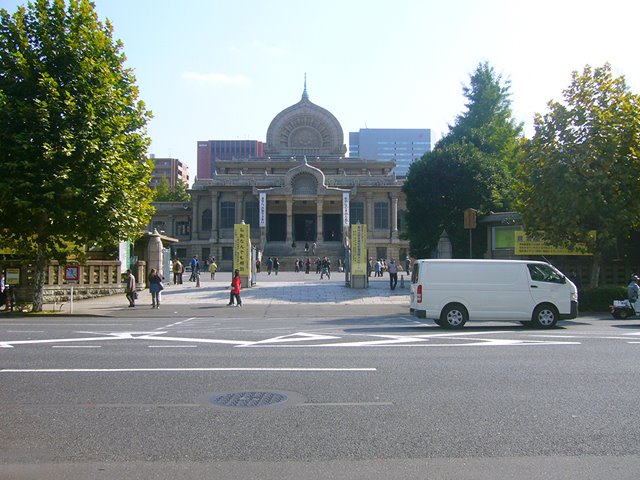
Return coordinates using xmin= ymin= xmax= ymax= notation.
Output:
xmin=286 ymin=197 xmax=293 ymax=244
xmin=316 ymin=198 xmax=324 ymax=242
xmin=192 ymin=194 xmax=199 ymax=238
xmin=235 ymin=192 xmax=244 ymax=225
xmin=391 ymin=193 xmax=399 ymax=240
xmin=210 ymin=192 xmax=219 ymax=242
xmin=366 ymin=192 xmax=374 ymax=237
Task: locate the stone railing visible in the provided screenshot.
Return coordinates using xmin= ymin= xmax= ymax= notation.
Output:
xmin=2 ymin=260 xmax=146 ymax=304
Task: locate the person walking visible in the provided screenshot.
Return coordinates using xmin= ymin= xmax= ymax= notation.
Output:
xmin=148 ymin=268 xmax=163 ymax=308
xmin=209 ymin=258 xmax=218 ymax=280
xmin=274 ymin=257 xmax=280 ymax=275
xmin=189 ymin=255 xmax=198 ymax=282
xmin=173 ymin=259 xmax=183 ymax=285
xmin=125 ymin=269 xmax=136 ymax=307
xmin=267 ymin=257 xmax=273 ymax=275
xmin=388 ymin=258 xmax=398 ymax=290
xmin=228 ymin=269 xmax=242 ymax=307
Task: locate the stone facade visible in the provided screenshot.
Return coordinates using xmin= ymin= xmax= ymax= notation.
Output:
xmin=149 ymin=87 xmax=410 ymax=270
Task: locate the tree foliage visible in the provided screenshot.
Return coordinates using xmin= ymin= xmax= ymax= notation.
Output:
xmin=153 ymin=177 xmax=191 ymax=202
xmin=516 ymin=64 xmax=640 ymax=286
xmin=404 ymin=62 xmax=522 ymax=258
xmin=0 ymin=0 xmax=154 ymax=310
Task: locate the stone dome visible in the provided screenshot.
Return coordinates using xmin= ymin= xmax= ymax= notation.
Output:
xmin=265 ymin=85 xmax=347 ymax=157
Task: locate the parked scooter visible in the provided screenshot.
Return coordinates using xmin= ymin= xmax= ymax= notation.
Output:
xmin=611 ymin=274 xmax=640 ymax=319
xmin=610 ymin=299 xmax=638 ymax=319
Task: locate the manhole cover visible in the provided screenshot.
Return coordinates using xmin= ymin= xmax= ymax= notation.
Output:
xmin=211 ymin=391 xmax=289 ymax=408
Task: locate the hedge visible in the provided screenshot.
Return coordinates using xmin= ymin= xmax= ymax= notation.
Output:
xmin=578 ymin=286 xmax=626 ymax=312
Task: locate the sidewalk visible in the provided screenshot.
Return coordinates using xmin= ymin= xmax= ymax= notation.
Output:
xmin=53 ymin=271 xmax=411 ymax=315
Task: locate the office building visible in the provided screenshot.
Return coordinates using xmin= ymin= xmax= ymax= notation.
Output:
xmin=349 ymin=128 xmax=431 ymax=176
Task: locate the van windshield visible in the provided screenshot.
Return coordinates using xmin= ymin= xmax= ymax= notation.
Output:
xmin=527 ymin=263 xmax=565 ymax=284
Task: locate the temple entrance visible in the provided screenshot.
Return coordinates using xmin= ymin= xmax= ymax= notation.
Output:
xmin=323 ymin=214 xmax=342 ymax=242
xmin=293 ymin=214 xmax=316 ymax=242
xmin=267 ymin=214 xmax=286 ymax=241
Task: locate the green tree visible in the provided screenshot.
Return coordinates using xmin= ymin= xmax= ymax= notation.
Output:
xmin=404 ymin=62 xmax=522 ymax=257
xmin=0 ymin=0 xmax=154 ymax=311
xmin=153 ymin=177 xmax=190 ymax=202
xmin=516 ymin=64 xmax=640 ymax=287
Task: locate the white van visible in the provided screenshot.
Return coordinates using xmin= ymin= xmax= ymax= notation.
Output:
xmin=409 ymin=259 xmax=578 ymax=328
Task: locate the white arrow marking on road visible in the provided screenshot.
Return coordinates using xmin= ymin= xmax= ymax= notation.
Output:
xmin=240 ymin=332 xmax=341 ymax=347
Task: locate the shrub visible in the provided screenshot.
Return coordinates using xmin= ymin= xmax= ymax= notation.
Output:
xmin=578 ymin=286 xmax=626 ymax=312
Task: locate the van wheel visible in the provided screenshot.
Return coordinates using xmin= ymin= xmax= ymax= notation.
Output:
xmin=532 ymin=304 xmax=558 ymax=328
xmin=440 ymin=304 xmax=468 ymax=329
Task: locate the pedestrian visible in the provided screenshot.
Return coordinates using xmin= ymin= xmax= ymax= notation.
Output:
xmin=256 ymin=258 xmax=261 ymax=273
xmin=305 ymin=258 xmax=311 ymax=274
xmin=320 ymin=256 xmax=331 ymax=279
xmin=267 ymin=257 xmax=273 ymax=275
xmin=228 ymin=269 xmax=242 ymax=307
xmin=304 ymin=242 xmax=309 ymax=254
xmin=368 ymin=257 xmax=373 ymax=277
xmin=375 ymin=259 xmax=381 ymax=277
xmin=125 ymin=269 xmax=136 ymax=307
xmin=0 ymin=272 xmax=5 ymax=310
xmin=388 ymin=258 xmax=398 ymax=290
xmin=274 ymin=257 xmax=280 ymax=275
xmin=148 ymin=268 xmax=163 ymax=308
xmin=209 ymin=258 xmax=218 ymax=280
xmin=173 ymin=258 xmax=183 ymax=285
xmin=405 ymin=257 xmax=411 ymax=274
xmin=189 ymin=255 xmax=198 ymax=281
xmin=294 ymin=258 xmax=300 ymax=273
xmin=312 ymin=242 xmax=317 ymax=255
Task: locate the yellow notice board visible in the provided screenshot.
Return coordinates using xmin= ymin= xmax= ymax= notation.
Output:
xmin=351 ymin=224 xmax=367 ymax=275
xmin=234 ymin=223 xmax=251 ymax=274
xmin=514 ymin=230 xmax=593 ymax=256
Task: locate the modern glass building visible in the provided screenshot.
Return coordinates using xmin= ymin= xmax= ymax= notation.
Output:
xmin=349 ymin=128 xmax=431 ymax=177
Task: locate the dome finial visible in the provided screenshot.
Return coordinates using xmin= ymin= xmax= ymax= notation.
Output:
xmin=302 ymin=73 xmax=309 ymax=100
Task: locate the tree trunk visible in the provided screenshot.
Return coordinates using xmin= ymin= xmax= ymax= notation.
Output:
xmin=32 ymin=243 xmax=47 ymax=312
xmin=589 ymin=252 xmax=601 ymax=288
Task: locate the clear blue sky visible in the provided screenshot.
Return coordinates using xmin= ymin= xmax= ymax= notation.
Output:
xmin=4 ymin=0 xmax=640 ymax=183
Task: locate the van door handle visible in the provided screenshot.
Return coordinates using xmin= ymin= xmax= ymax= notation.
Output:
xmin=530 ymin=285 xmax=538 ymax=288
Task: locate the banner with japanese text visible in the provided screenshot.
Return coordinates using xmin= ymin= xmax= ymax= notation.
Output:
xmin=259 ymin=192 xmax=266 ymax=227
xmin=342 ymin=192 xmax=350 ymax=227
xmin=350 ymin=224 xmax=367 ymax=275
xmin=234 ymin=223 xmax=251 ymax=274
xmin=514 ymin=230 xmax=593 ymax=256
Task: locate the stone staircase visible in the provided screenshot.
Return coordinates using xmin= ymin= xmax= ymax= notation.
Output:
xmin=261 ymin=242 xmax=346 ymax=271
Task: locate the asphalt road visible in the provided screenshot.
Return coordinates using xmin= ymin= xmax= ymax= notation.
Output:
xmin=2 ymin=281 xmax=640 ymax=479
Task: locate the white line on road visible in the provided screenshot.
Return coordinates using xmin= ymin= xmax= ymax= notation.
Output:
xmin=51 ymin=346 xmax=101 ymax=349
xmin=0 ymin=367 xmax=377 ymax=373
xmin=148 ymin=345 xmax=198 ymax=348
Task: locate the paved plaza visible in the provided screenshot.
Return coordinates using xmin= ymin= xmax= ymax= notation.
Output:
xmin=61 ymin=270 xmax=411 ymax=315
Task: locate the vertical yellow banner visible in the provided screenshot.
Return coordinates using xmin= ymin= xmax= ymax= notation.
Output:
xmin=351 ymin=224 xmax=367 ymax=275
xmin=234 ymin=223 xmax=251 ymax=275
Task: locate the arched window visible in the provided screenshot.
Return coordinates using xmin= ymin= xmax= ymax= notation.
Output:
xmin=201 ymin=209 xmax=212 ymax=231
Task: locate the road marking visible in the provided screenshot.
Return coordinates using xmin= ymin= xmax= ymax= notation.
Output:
xmin=148 ymin=345 xmax=197 ymax=348
xmin=51 ymin=346 xmax=101 ymax=349
xmin=240 ymin=332 xmax=341 ymax=346
xmin=0 ymin=367 xmax=377 ymax=373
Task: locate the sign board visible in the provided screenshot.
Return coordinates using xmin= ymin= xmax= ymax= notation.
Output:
xmin=64 ymin=266 xmax=79 ymax=283
xmin=259 ymin=192 xmax=266 ymax=227
xmin=464 ymin=208 xmax=477 ymax=229
xmin=350 ymin=224 xmax=367 ymax=275
xmin=5 ymin=267 xmax=20 ymax=285
xmin=342 ymin=192 xmax=350 ymax=227
xmin=514 ymin=230 xmax=593 ymax=256
xmin=118 ymin=240 xmax=130 ymax=273
xmin=234 ymin=223 xmax=251 ymax=275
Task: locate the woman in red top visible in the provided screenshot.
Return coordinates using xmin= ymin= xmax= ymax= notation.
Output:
xmin=228 ymin=269 xmax=242 ymax=307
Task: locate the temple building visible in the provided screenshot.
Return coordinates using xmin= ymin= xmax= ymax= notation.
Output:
xmin=148 ymin=84 xmax=410 ymax=270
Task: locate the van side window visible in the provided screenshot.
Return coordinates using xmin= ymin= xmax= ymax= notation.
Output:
xmin=527 ymin=264 xmax=564 ymax=284
xmin=411 ymin=264 xmax=419 ymax=283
